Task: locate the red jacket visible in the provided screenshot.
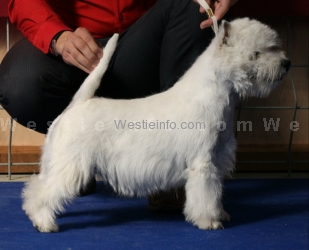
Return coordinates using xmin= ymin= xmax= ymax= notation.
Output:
xmin=9 ymin=0 xmax=157 ymax=53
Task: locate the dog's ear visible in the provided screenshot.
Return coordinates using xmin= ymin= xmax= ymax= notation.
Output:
xmin=219 ymin=20 xmax=231 ymax=46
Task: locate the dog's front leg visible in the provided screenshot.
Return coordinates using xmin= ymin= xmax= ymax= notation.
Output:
xmin=184 ymin=156 xmax=224 ymax=230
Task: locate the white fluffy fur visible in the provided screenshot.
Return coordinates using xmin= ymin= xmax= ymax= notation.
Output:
xmin=22 ymin=18 xmax=290 ymax=233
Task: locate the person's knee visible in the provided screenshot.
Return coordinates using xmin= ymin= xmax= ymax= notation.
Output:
xmin=0 ymin=69 xmax=45 ymax=129
xmin=0 ymin=39 xmax=43 ymax=109
xmin=0 ymin=39 xmax=70 ymax=133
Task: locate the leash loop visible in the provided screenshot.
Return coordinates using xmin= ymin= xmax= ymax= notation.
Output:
xmin=196 ymin=0 xmax=218 ymax=36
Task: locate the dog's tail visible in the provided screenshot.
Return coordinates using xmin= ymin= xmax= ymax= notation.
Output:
xmin=69 ymin=33 xmax=119 ymax=107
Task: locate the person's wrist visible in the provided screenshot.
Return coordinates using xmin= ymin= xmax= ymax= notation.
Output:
xmin=50 ymin=31 xmax=66 ymax=57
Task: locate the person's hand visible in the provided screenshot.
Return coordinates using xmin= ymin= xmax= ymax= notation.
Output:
xmin=194 ymin=0 xmax=238 ymax=29
xmin=55 ymin=28 xmax=103 ymax=73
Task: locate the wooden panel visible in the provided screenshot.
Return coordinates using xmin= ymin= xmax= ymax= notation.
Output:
xmin=236 ymin=110 xmax=294 ymax=145
xmin=0 ymin=18 xmax=24 ymax=62
xmin=293 ymin=68 xmax=309 ymax=107
xmin=1 ymin=145 xmax=307 ymax=174
xmin=0 ymin=109 xmax=45 ymax=146
xmin=231 ymin=0 xmax=309 ymax=17
xmin=0 ymin=146 xmax=40 ymax=173
xmin=290 ymin=17 xmax=309 ymax=65
xmin=293 ymin=110 xmax=309 ymax=145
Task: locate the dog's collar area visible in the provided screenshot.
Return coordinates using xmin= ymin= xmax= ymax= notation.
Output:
xmin=196 ymin=0 xmax=218 ymax=35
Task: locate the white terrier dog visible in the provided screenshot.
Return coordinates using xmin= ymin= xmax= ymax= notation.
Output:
xmin=22 ymin=18 xmax=290 ymax=233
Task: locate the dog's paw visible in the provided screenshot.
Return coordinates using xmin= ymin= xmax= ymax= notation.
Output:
xmin=219 ymin=210 xmax=231 ymax=222
xmin=34 ymin=222 xmax=59 ymax=233
xmin=194 ymin=218 xmax=224 ymax=230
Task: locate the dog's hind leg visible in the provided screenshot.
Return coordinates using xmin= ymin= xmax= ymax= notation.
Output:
xmin=22 ymin=174 xmax=60 ymax=233
xmin=184 ymin=156 xmax=224 ymax=230
xmin=22 ymin=153 xmax=92 ymax=233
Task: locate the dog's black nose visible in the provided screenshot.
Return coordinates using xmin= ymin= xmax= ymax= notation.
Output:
xmin=281 ymin=59 xmax=291 ymax=71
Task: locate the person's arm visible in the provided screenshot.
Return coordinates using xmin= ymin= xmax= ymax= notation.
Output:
xmin=9 ymin=0 xmax=72 ymax=54
xmin=194 ymin=0 xmax=238 ymax=29
xmin=9 ymin=0 xmax=102 ymax=73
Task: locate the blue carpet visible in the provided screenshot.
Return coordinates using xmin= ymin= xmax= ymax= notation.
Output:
xmin=0 ymin=179 xmax=308 ymax=250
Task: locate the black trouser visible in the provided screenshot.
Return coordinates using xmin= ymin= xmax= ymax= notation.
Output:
xmin=0 ymin=0 xmax=217 ymax=134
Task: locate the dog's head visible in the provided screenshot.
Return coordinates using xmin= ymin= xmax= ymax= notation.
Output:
xmin=213 ymin=18 xmax=290 ymax=98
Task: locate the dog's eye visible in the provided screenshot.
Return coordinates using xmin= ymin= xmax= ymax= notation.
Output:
xmin=254 ymin=51 xmax=261 ymax=58
xmin=250 ymin=51 xmax=261 ymax=60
